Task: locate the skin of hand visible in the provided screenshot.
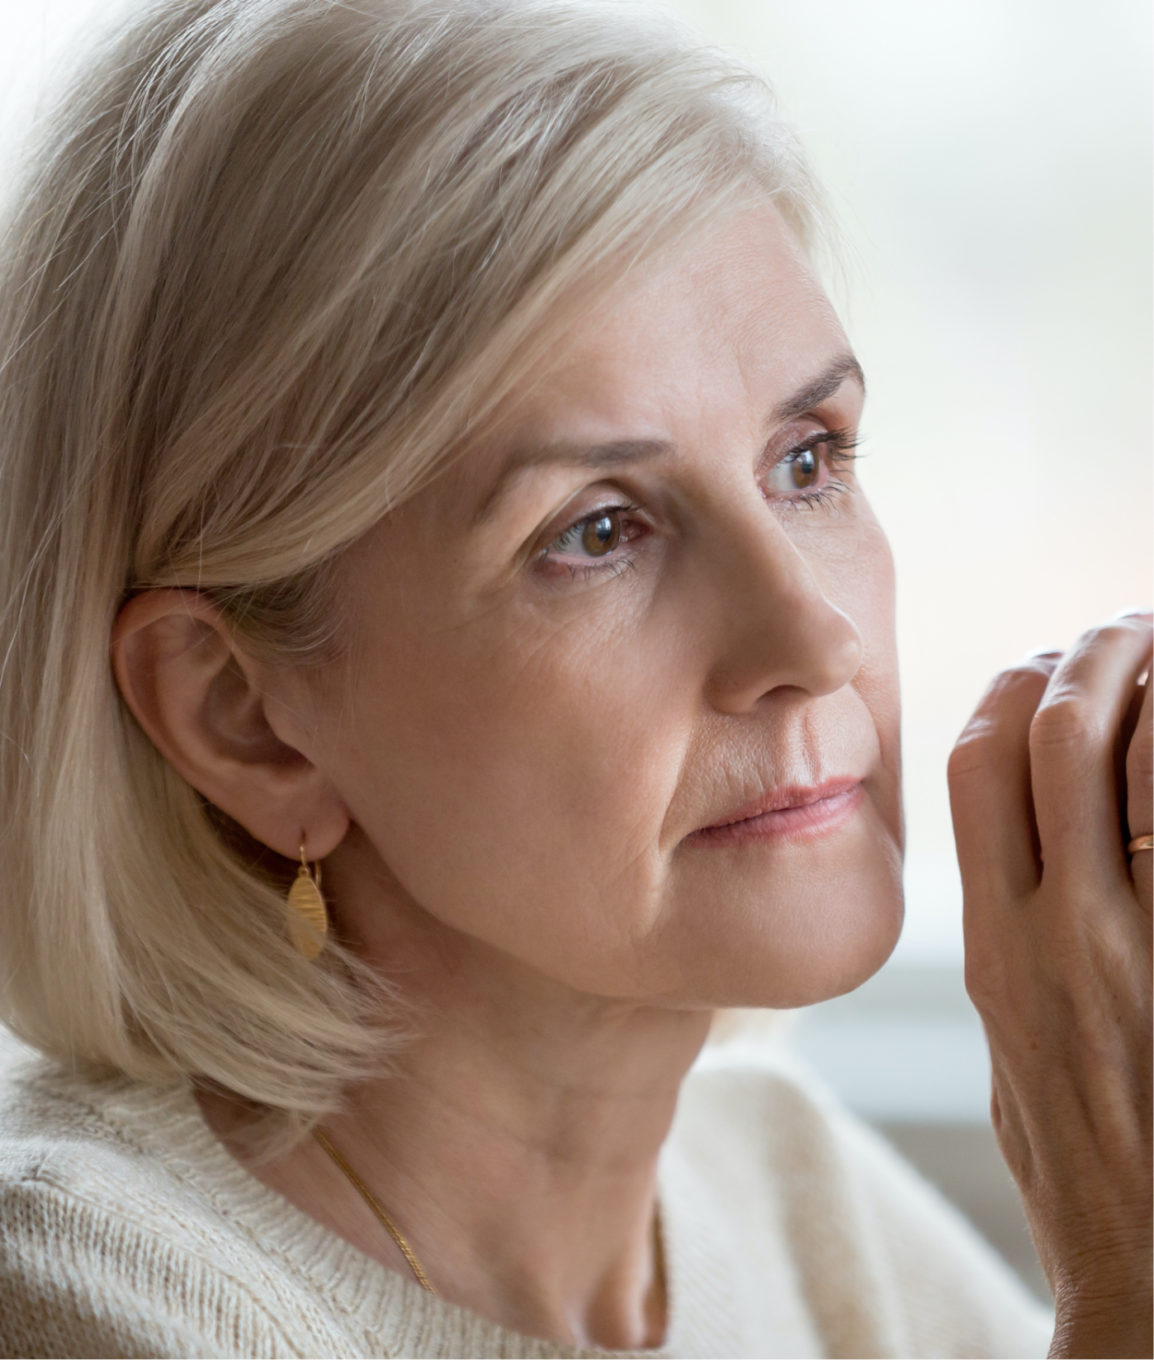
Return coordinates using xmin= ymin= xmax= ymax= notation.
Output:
xmin=948 ymin=616 xmax=1153 ymax=1359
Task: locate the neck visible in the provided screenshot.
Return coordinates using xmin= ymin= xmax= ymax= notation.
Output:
xmin=201 ymin=885 xmax=712 ymax=1351
xmin=333 ymin=991 xmax=706 ymax=1348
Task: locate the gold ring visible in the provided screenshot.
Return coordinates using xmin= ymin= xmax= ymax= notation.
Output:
xmin=1128 ymin=833 xmax=1154 ymax=855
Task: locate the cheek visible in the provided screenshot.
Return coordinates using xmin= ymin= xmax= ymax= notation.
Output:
xmin=805 ymin=502 xmax=899 ymax=721
xmin=334 ymin=598 xmax=690 ymax=984
xmin=833 ymin=513 xmax=902 ymax=821
xmin=853 ymin=519 xmax=901 ymax=765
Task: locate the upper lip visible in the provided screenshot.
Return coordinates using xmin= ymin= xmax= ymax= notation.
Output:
xmin=698 ymin=777 xmax=863 ymax=831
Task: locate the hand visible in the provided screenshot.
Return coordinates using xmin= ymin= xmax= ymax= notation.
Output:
xmin=947 ymin=612 xmax=1153 ymax=1359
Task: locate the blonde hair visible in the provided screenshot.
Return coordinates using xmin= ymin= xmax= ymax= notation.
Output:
xmin=0 ymin=0 xmax=823 ymax=1154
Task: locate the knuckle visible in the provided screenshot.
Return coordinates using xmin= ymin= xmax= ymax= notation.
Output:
xmin=1078 ymin=619 xmax=1131 ymax=653
xmin=950 ymin=672 xmax=1045 ymax=773
xmin=947 ymin=730 xmax=997 ymax=785
xmin=964 ymin=968 xmax=1004 ymax=1018
xmin=1008 ymin=653 xmax=1063 ymax=676
xmin=962 ymin=958 xmax=988 ymax=1005
xmin=963 ymin=945 xmax=1008 ymax=1011
xmin=980 ymin=665 xmax=1050 ymax=713
xmin=1099 ymin=615 xmax=1152 ymax=641
xmin=1094 ymin=620 xmax=1132 ymax=644
xmin=1028 ymin=696 xmax=1105 ymax=756
xmin=996 ymin=661 xmax=1054 ymax=690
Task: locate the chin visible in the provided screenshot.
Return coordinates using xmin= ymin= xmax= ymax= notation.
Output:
xmin=666 ymin=833 xmax=906 ymax=1011
xmin=781 ymin=898 xmax=904 ymax=1008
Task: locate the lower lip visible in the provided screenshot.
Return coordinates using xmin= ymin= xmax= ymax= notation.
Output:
xmin=687 ymin=782 xmax=866 ymax=848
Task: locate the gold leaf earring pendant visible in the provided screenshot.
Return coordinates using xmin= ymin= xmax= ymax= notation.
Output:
xmin=287 ymin=844 xmax=328 ymax=959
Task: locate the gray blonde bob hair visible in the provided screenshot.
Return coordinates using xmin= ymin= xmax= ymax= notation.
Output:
xmin=0 ymin=0 xmax=822 ymax=1153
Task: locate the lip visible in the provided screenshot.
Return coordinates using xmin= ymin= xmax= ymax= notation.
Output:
xmin=688 ymin=777 xmax=865 ymax=847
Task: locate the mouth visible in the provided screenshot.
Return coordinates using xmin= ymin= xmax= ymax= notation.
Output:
xmin=687 ymin=777 xmax=865 ymax=848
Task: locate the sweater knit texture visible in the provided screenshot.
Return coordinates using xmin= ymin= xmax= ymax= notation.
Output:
xmin=0 ymin=1032 xmax=1054 ymax=1359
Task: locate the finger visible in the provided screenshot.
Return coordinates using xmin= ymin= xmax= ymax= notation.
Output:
xmin=949 ymin=653 xmax=1057 ymax=903
xmin=1126 ymin=672 xmax=1152 ymax=911
xmin=1029 ymin=615 xmax=1154 ymax=889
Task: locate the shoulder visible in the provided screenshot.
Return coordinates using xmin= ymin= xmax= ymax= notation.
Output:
xmin=0 ymin=1033 xmax=313 ymax=1359
xmin=676 ymin=1037 xmax=1055 ymax=1360
xmin=0 ymin=1034 xmax=240 ymax=1264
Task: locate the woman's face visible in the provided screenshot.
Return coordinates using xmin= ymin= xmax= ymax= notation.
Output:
xmin=306 ymin=200 xmax=903 ymax=1011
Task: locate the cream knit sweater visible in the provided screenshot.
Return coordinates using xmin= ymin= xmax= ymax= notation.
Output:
xmin=0 ymin=1033 xmax=1053 ymax=1359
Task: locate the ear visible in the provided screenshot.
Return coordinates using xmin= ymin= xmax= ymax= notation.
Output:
xmin=110 ymin=590 xmax=349 ymax=861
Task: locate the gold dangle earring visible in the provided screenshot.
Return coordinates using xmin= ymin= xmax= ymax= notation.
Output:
xmin=286 ymin=842 xmax=328 ymax=959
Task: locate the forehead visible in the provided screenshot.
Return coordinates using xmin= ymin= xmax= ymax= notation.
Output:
xmin=419 ymin=200 xmax=856 ymax=538
xmin=503 ymin=200 xmax=846 ymax=439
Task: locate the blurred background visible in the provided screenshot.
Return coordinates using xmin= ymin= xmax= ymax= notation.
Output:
xmin=1 ymin=0 xmax=1150 ymax=1307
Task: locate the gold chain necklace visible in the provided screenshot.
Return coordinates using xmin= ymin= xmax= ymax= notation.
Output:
xmin=313 ymin=1128 xmax=438 ymax=1294
xmin=313 ymin=1128 xmax=669 ymax=1320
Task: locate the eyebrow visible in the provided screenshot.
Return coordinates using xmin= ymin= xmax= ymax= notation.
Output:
xmin=470 ymin=351 xmax=865 ymax=527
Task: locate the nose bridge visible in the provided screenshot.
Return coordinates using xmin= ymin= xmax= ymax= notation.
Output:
xmin=702 ymin=503 xmax=863 ymax=712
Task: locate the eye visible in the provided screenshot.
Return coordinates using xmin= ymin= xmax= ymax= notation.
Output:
xmin=538 ymin=502 xmax=645 ymax=580
xmin=762 ymin=427 xmax=862 ymax=505
xmin=545 ymin=505 xmax=638 ymax=561
xmin=768 ymin=445 xmax=820 ymax=493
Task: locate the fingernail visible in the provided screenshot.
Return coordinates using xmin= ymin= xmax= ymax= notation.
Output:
xmin=1023 ymin=645 xmax=1063 ymax=660
xmin=1112 ymin=607 xmax=1153 ymax=620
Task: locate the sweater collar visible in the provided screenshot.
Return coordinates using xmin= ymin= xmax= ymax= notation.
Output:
xmin=80 ymin=1070 xmax=741 ymax=1358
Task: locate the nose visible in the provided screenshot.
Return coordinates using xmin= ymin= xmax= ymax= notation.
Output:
xmin=701 ymin=511 xmax=864 ymax=714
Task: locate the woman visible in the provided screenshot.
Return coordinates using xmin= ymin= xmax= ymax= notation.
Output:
xmin=0 ymin=0 xmax=1148 ymax=1356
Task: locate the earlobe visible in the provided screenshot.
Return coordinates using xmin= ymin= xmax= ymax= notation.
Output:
xmin=110 ymin=590 xmax=349 ymax=860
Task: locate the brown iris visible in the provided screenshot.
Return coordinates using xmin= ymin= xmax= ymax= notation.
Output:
xmin=788 ymin=447 xmax=819 ymax=489
xmin=581 ymin=512 xmax=622 ymax=556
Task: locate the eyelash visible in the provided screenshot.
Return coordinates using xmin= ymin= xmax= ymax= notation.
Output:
xmin=539 ymin=426 xmax=863 ymax=583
